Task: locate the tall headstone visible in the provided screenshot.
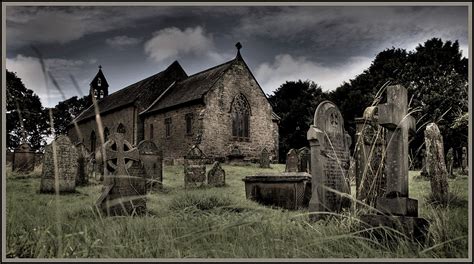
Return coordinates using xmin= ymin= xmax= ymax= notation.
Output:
xmin=360 ymin=85 xmax=429 ymax=242
xmin=446 ymin=148 xmax=454 ymax=178
xmin=184 ymin=145 xmax=207 ymax=188
xmin=259 ymin=148 xmax=271 ymax=168
xmin=285 ymin=149 xmax=299 ymax=172
xmin=137 ymin=140 xmax=163 ymax=191
xmin=95 ymin=133 xmax=146 ymax=216
xmin=424 ymin=123 xmax=449 ymax=202
xmin=307 ymin=101 xmax=352 ymax=221
xmin=207 ymin=161 xmax=225 ymax=187
xmin=75 ymin=143 xmax=90 ymax=186
xmin=354 ymin=106 xmax=386 ymax=207
xmin=461 ymin=147 xmax=468 ymax=175
xmin=298 ymin=147 xmax=311 ymax=173
xmin=12 ymin=142 xmax=35 ymax=173
xmin=40 ymin=135 xmax=78 ymax=193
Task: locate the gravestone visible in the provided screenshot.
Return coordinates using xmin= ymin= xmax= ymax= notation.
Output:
xmin=420 ymin=151 xmax=428 ymax=178
xmin=12 ymin=142 xmax=35 ymax=173
xmin=207 ymin=161 xmax=225 ymax=187
xmin=259 ymin=148 xmax=271 ymax=168
xmin=227 ymin=145 xmax=244 ymax=164
xmin=75 ymin=143 xmax=90 ymax=186
xmin=184 ymin=145 xmax=207 ymax=188
xmin=354 ymin=106 xmax=386 ymax=207
xmin=40 ymin=135 xmax=78 ymax=193
xmin=424 ymin=123 xmax=449 ymax=202
xmin=95 ymin=133 xmax=146 ymax=216
xmin=94 ymin=148 xmax=105 ymax=181
xmin=285 ymin=149 xmax=299 ymax=172
xmin=307 ymin=101 xmax=352 ymax=221
xmin=446 ymin=148 xmax=454 ymax=178
xmin=360 ymin=85 xmax=429 ymax=243
xmin=298 ymin=147 xmax=311 ymax=173
xmin=461 ymin=147 xmax=468 ymax=175
xmin=137 ymin=140 xmax=163 ymax=191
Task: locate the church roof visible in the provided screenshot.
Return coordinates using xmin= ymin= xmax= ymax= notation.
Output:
xmin=73 ymin=61 xmax=188 ymax=124
xmin=140 ymin=58 xmax=236 ymax=115
xmin=90 ymin=67 xmax=109 ymax=88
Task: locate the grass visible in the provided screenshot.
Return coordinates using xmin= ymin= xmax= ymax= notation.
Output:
xmin=5 ymin=164 xmax=469 ymax=259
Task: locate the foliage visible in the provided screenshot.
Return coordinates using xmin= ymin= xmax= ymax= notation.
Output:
xmin=6 ymin=70 xmax=50 ymax=151
xmin=51 ymin=95 xmax=89 ymax=135
xmin=5 ymin=164 xmax=469 ymax=258
xmin=268 ymin=80 xmax=329 ymax=162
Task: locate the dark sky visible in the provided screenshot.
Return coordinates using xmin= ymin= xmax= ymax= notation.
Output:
xmin=6 ymin=5 xmax=469 ymax=107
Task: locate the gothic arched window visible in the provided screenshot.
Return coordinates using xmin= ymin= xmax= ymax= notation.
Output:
xmin=117 ymin=123 xmax=126 ymax=134
xmin=97 ymin=77 xmax=102 ymax=87
xmin=231 ymin=93 xmax=250 ymax=140
xmin=104 ymin=127 xmax=110 ymax=142
xmin=90 ymin=131 xmax=96 ymax=153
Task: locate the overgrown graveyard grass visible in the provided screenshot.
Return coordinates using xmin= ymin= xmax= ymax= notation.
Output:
xmin=5 ymin=163 xmax=469 ymax=259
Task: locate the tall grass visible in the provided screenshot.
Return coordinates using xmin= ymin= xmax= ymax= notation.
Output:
xmin=5 ymin=164 xmax=469 ymax=259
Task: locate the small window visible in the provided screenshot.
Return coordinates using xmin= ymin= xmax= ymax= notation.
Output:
xmin=117 ymin=123 xmax=126 ymax=134
xmin=150 ymin=123 xmax=154 ymax=139
xmin=185 ymin=113 xmax=193 ymax=135
xmin=165 ymin=118 xmax=172 ymax=138
xmin=97 ymin=77 xmax=102 ymax=87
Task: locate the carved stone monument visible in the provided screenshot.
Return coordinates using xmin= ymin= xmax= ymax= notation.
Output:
xmin=184 ymin=145 xmax=207 ymax=188
xmin=461 ymin=147 xmax=468 ymax=175
xmin=12 ymin=142 xmax=35 ymax=173
xmin=307 ymin=101 xmax=352 ymax=221
xmin=95 ymin=133 xmax=146 ymax=216
xmin=207 ymin=161 xmax=225 ymax=187
xmin=40 ymin=135 xmax=78 ymax=193
xmin=298 ymin=147 xmax=311 ymax=173
xmin=259 ymin=148 xmax=271 ymax=168
xmin=354 ymin=106 xmax=386 ymax=207
xmin=424 ymin=123 xmax=449 ymax=203
xmin=137 ymin=140 xmax=163 ymax=191
xmin=360 ymin=85 xmax=429 ymax=242
xmin=75 ymin=143 xmax=90 ymax=186
xmin=446 ymin=148 xmax=454 ymax=178
xmin=285 ymin=149 xmax=299 ymax=172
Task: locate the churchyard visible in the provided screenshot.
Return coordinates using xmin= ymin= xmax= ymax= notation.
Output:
xmin=5 ymin=163 xmax=469 ymax=258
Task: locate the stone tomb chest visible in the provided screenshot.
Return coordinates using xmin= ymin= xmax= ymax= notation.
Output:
xmin=242 ymin=172 xmax=312 ymax=210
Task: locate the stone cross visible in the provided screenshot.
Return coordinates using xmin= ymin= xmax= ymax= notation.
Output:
xmin=105 ymin=133 xmax=139 ymax=178
xmin=378 ymin=85 xmax=415 ymax=198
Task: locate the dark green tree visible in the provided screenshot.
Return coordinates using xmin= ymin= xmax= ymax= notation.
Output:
xmin=6 ymin=70 xmax=50 ymax=151
xmin=51 ymin=95 xmax=89 ymax=135
xmin=268 ymin=80 xmax=329 ymax=163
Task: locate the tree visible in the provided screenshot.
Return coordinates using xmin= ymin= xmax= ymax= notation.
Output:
xmin=6 ymin=70 xmax=50 ymax=151
xmin=51 ymin=95 xmax=89 ymax=135
xmin=268 ymin=80 xmax=329 ymax=163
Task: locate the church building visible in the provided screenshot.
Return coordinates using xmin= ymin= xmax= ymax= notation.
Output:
xmin=68 ymin=43 xmax=280 ymax=163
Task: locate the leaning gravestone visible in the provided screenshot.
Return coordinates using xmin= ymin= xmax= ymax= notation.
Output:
xmin=461 ymin=147 xmax=468 ymax=175
xmin=424 ymin=123 xmax=449 ymax=203
xmin=138 ymin=140 xmax=163 ymax=191
xmin=75 ymin=143 xmax=90 ymax=186
xmin=360 ymin=85 xmax=429 ymax=243
xmin=40 ymin=135 xmax=78 ymax=193
xmin=298 ymin=147 xmax=311 ymax=173
xmin=446 ymin=148 xmax=454 ymax=178
xmin=184 ymin=145 xmax=207 ymax=188
xmin=95 ymin=133 xmax=146 ymax=216
xmin=285 ymin=149 xmax=299 ymax=172
xmin=259 ymin=148 xmax=271 ymax=168
xmin=12 ymin=142 xmax=35 ymax=173
xmin=307 ymin=101 xmax=352 ymax=221
xmin=207 ymin=161 xmax=225 ymax=187
xmin=354 ymin=106 xmax=386 ymax=207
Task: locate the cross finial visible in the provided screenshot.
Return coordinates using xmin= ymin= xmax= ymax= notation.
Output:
xmin=98 ymin=65 xmax=102 ymax=69
xmin=235 ymin=42 xmax=242 ymax=51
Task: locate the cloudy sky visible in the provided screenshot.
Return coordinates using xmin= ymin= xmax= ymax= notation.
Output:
xmin=5 ymin=4 xmax=469 ymax=108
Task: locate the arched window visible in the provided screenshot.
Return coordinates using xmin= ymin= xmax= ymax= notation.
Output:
xmin=97 ymin=77 xmax=102 ymax=87
xmin=104 ymin=127 xmax=110 ymax=142
xmin=90 ymin=131 xmax=96 ymax=153
xmin=231 ymin=94 xmax=250 ymax=140
xmin=117 ymin=123 xmax=126 ymax=134
xmin=149 ymin=123 xmax=154 ymax=139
